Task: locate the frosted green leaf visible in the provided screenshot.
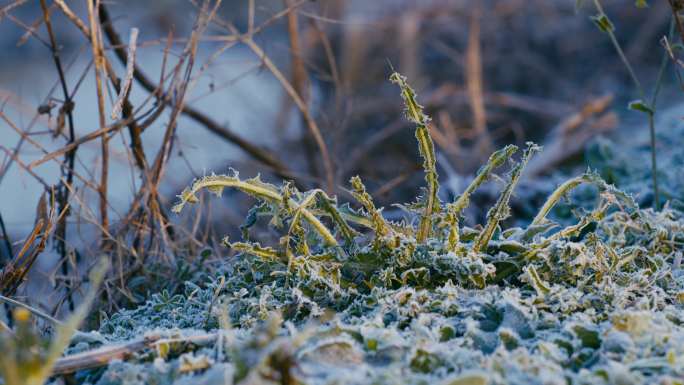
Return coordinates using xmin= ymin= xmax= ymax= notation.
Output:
xmin=628 ymin=99 xmax=653 ymax=115
xmin=591 ymin=14 xmax=614 ymax=32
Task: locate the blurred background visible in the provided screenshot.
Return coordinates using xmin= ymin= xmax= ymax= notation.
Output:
xmin=0 ymin=0 xmax=681 ymax=313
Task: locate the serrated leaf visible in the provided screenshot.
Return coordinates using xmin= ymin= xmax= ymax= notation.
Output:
xmin=173 ymin=172 xmax=337 ymax=246
xmin=524 ymin=265 xmax=551 ymax=296
xmin=390 ymin=71 xmax=439 ymax=242
xmin=474 ymin=143 xmax=540 ymax=253
xmin=350 ymin=176 xmax=392 ymax=242
xmin=227 ymin=241 xmax=282 ymax=262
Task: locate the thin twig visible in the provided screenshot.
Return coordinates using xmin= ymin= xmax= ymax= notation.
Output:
xmin=111 ymin=28 xmax=138 ymax=120
xmin=86 ymin=0 xmax=110 ymax=237
xmin=0 ymin=211 xmax=12 ymax=263
xmin=39 ymin=0 xmax=78 ymax=311
xmin=192 ymin=1 xmax=334 ymax=189
xmin=668 ymin=0 xmax=684 ymax=44
xmin=51 ymin=332 xmax=218 ymax=375
xmin=645 ymin=18 xmax=676 ymax=207
xmin=52 ymin=0 xmax=149 ymax=173
xmin=0 ymin=192 xmax=56 ymax=297
xmin=283 ymin=0 xmax=318 ymax=181
xmin=0 ymin=294 xmax=62 ymax=326
xmin=0 ymin=146 xmax=50 ymax=188
xmin=592 ymin=0 xmax=660 ymax=209
xmin=94 ymin=3 xmax=295 ymax=181
xmin=465 ymin=7 xmax=491 ymax=156
xmin=244 ymin=36 xmax=335 ymax=191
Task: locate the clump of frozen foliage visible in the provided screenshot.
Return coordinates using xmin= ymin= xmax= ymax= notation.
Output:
xmin=3 ymin=73 xmax=683 ymax=385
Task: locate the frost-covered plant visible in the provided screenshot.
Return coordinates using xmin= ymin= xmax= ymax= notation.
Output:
xmin=172 ymin=72 xmax=644 ymax=314
xmin=51 ymin=72 xmax=684 ymax=385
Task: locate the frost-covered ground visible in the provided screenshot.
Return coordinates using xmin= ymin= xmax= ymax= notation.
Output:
xmin=47 ymin=111 xmax=684 ymax=385
xmin=1 ymin=2 xmax=683 ymax=384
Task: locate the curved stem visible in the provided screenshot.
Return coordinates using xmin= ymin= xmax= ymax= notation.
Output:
xmin=531 ymin=175 xmax=590 ymax=226
xmin=172 ymin=175 xmax=338 ymax=246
